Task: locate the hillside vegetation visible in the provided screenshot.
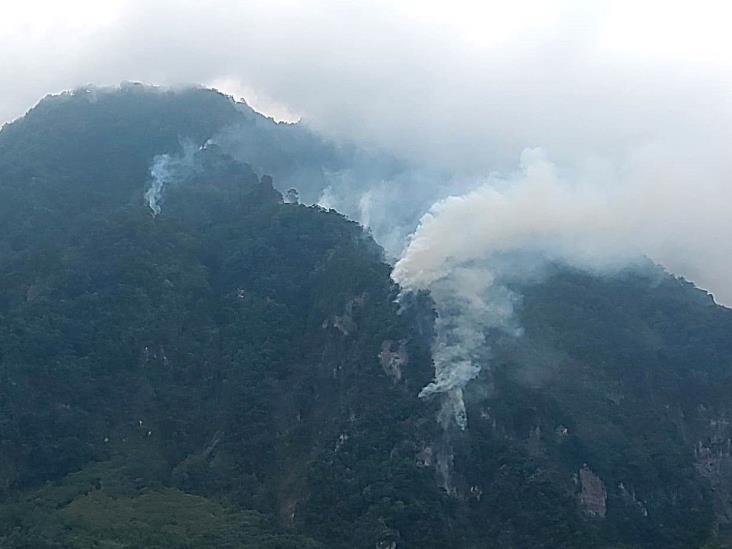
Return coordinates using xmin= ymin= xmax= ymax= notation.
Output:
xmin=0 ymin=86 xmax=731 ymax=548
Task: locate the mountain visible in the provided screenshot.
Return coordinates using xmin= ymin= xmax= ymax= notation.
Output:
xmin=0 ymin=85 xmax=731 ymax=548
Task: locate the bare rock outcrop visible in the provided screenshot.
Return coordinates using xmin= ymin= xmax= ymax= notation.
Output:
xmin=378 ymin=340 xmax=408 ymax=382
xmin=578 ymin=465 xmax=607 ymax=518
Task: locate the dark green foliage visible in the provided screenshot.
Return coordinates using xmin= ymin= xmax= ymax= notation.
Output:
xmin=1 ymin=86 xmax=732 ymax=548
xmin=456 ymin=266 xmax=732 ymax=548
xmin=0 ymin=86 xmax=449 ymax=548
xmin=0 ymin=460 xmax=322 ymax=548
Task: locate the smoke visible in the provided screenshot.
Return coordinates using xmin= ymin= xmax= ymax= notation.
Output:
xmin=392 ymin=146 xmax=724 ymax=427
xmin=145 ymin=155 xmax=172 ymax=216
xmin=144 ymin=143 xmax=198 ymax=216
xmin=315 ymin=167 xmax=470 ymax=259
xmin=395 ymin=149 xmax=630 ymax=288
xmin=207 ymin=102 xmax=732 ymax=428
xmin=418 ymin=266 xmax=521 ymax=430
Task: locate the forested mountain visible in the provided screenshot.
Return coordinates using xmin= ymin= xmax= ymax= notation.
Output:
xmin=0 ymin=85 xmax=731 ymax=548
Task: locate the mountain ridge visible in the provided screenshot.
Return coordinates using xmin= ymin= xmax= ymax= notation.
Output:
xmin=1 ymin=85 xmax=731 ymax=548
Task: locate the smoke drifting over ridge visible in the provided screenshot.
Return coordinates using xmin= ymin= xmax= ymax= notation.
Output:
xmin=395 ymin=148 xmax=661 ymax=290
xmin=43 ymin=0 xmax=727 ymax=304
xmin=390 ymin=143 xmax=732 ymax=427
xmin=391 ymin=149 xmax=638 ymax=426
xmin=389 ymin=141 xmax=732 ymax=303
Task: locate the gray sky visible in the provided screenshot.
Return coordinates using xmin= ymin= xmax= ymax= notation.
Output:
xmin=3 ymin=1 xmax=731 ymax=165
xmin=3 ymin=0 xmax=732 ymax=301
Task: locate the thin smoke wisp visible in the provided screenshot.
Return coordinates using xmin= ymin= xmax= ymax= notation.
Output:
xmin=144 ymin=143 xmax=198 ymax=216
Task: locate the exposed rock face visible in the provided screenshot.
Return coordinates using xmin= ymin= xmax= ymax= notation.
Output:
xmin=416 ymin=446 xmax=434 ymax=468
xmin=578 ymin=465 xmax=607 ymax=518
xmin=695 ymin=438 xmax=732 ymax=479
xmin=378 ymin=339 xmax=408 ymax=382
xmin=618 ymin=482 xmax=648 ymax=517
xmin=323 ymin=294 xmax=365 ymax=335
xmin=694 ymin=414 xmax=732 ymax=524
xmin=331 ymin=313 xmax=356 ymax=335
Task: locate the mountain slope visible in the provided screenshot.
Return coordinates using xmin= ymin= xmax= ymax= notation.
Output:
xmin=0 ymin=87 xmax=450 ymax=549
xmin=456 ymin=267 xmax=732 ymax=547
xmin=0 ymin=86 xmax=731 ymax=548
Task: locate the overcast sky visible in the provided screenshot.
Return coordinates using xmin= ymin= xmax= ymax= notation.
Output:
xmin=3 ymin=1 xmax=731 ymax=153
xmin=3 ymin=1 xmax=731 ymax=166
xmin=3 ymin=0 xmax=732 ymax=301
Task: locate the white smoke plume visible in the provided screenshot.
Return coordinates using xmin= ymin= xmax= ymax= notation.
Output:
xmin=420 ymin=267 xmax=521 ymax=430
xmin=145 ymin=154 xmax=173 ymax=216
xmin=144 ymin=143 xmax=198 ymax=216
xmin=392 ymin=146 xmax=724 ymax=428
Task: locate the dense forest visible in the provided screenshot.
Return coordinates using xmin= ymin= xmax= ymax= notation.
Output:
xmin=1 ymin=85 xmax=731 ymax=548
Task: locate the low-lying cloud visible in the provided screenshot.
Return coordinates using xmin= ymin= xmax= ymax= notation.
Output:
xmin=3 ymin=1 xmax=732 ymax=303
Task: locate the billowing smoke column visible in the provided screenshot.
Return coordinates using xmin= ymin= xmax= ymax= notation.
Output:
xmin=394 ymin=262 xmax=523 ymax=430
xmin=392 ymin=148 xmax=650 ymax=429
xmin=144 ymin=144 xmax=199 ymax=216
xmin=416 ymin=267 xmax=520 ymax=429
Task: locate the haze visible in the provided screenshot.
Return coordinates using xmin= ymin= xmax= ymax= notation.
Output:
xmin=3 ymin=0 xmax=732 ymax=302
